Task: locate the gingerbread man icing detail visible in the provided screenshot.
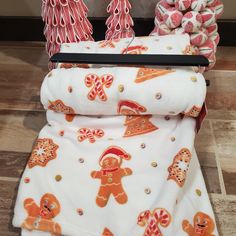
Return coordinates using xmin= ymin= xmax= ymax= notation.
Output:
xmin=91 ymin=146 xmax=132 ymax=207
xmin=22 ymin=193 xmax=61 ymax=235
xmin=182 ymin=212 xmax=215 ymax=236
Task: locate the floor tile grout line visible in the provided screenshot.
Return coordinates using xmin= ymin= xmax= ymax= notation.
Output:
xmin=0 ymin=176 xmax=19 ymax=182
xmin=210 ymin=69 xmax=236 ymax=72
xmin=210 ymin=192 xmax=236 ymax=199
xmin=205 ymin=118 xmax=236 ymax=122
xmin=0 ymin=108 xmax=44 ymax=112
xmin=209 ymin=119 xmax=227 ymax=196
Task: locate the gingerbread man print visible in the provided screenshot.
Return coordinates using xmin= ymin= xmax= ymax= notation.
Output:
xmin=22 ymin=193 xmax=61 ymax=235
xmin=182 ymin=212 xmax=215 ymax=236
xmin=91 ymin=146 xmax=132 ymax=207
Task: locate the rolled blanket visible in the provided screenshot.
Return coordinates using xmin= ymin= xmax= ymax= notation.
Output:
xmin=41 ymin=67 xmax=206 ymax=117
xmin=13 ymin=36 xmax=218 ymax=236
xmin=57 ymin=34 xmax=191 ymax=69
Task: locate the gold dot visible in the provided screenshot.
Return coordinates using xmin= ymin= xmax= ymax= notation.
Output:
xmin=145 ymin=188 xmax=151 ymax=194
xmin=196 ymin=189 xmax=202 ymax=196
xmin=171 ymin=137 xmax=176 ymax=142
xmin=141 ymin=143 xmax=146 ymax=149
xmin=78 ymin=158 xmax=84 ymax=163
xmin=165 ymin=116 xmax=170 ymax=121
xmin=108 ymin=178 xmax=113 ymax=183
xmin=151 ymin=162 xmax=158 ymax=168
xmin=167 ymin=46 xmax=173 ymax=50
xmin=55 ymin=175 xmax=62 ymax=182
xmin=68 ymin=86 xmax=73 ymax=93
xmin=77 ymin=208 xmax=84 ymax=215
xmin=108 ymin=138 xmax=114 ymax=141
xmin=65 ymin=44 xmax=70 ymax=48
xmin=118 ymin=85 xmax=124 ymax=93
xmin=155 ymin=93 xmax=162 ymax=100
xmin=169 ymin=111 xmax=175 ymax=115
xmin=47 ymin=72 xmax=53 ymax=78
xmin=191 ymin=76 xmax=198 ymax=82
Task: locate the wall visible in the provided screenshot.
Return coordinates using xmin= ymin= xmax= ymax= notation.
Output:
xmin=0 ymin=0 xmax=235 ymax=19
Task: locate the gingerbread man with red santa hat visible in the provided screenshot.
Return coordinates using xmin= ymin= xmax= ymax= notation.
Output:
xmin=91 ymin=146 xmax=132 ymax=207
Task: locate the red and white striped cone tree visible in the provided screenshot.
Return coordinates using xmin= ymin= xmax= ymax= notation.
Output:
xmin=42 ymin=0 xmax=94 ymax=58
xmin=105 ymin=0 xmax=135 ymax=40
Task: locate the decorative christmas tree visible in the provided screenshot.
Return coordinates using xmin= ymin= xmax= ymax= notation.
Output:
xmin=151 ymin=0 xmax=224 ymax=70
xmin=105 ymin=0 xmax=135 ymax=40
xmin=41 ymin=0 xmax=94 ymax=57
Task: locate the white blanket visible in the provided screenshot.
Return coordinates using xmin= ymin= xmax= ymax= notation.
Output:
xmin=13 ymin=35 xmax=218 ymax=236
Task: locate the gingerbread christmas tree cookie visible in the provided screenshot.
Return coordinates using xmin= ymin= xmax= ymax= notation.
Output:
xmin=118 ymin=100 xmax=158 ymax=137
xmin=135 ymin=68 xmax=174 ymax=83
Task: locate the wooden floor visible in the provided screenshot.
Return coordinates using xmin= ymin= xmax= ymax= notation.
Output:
xmin=0 ymin=42 xmax=236 ymax=236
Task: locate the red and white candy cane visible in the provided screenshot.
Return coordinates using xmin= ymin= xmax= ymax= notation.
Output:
xmin=144 ymin=218 xmax=162 ymax=236
xmin=85 ymin=74 xmax=114 ymax=101
xmin=137 ymin=208 xmax=171 ymax=236
xmin=98 ymin=39 xmax=120 ymax=48
xmin=78 ymin=128 xmax=104 ymax=143
xmin=153 ymin=208 xmax=171 ymax=227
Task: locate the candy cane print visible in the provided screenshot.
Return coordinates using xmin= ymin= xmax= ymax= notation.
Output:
xmin=85 ymin=74 xmax=114 ymax=101
xmin=93 ymin=129 xmax=105 ymax=139
xmin=137 ymin=208 xmax=171 ymax=236
xmin=153 ymin=208 xmax=171 ymax=228
xmin=77 ymin=129 xmax=88 ymax=142
xmin=145 ymin=218 xmax=162 ymax=236
xmin=78 ymin=128 xmax=104 ymax=143
xmin=99 ymin=40 xmax=116 ymax=48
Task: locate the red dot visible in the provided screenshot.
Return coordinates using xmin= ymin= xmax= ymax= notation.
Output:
xmin=59 ymin=130 xmax=64 ymax=136
xmin=77 ymin=208 xmax=84 ymax=215
xmin=24 ymin=177 xmax=30 ymax=183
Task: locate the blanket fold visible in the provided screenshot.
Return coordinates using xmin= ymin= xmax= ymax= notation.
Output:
xmin=41 ymin=67 xmax=206 ymax=118
xmin=13 ymin=35 xmax=218 ymax=236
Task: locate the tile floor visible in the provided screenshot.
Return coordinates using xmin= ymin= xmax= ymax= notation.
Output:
xmin=0 ymin=42 xmax=235 ymax=236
